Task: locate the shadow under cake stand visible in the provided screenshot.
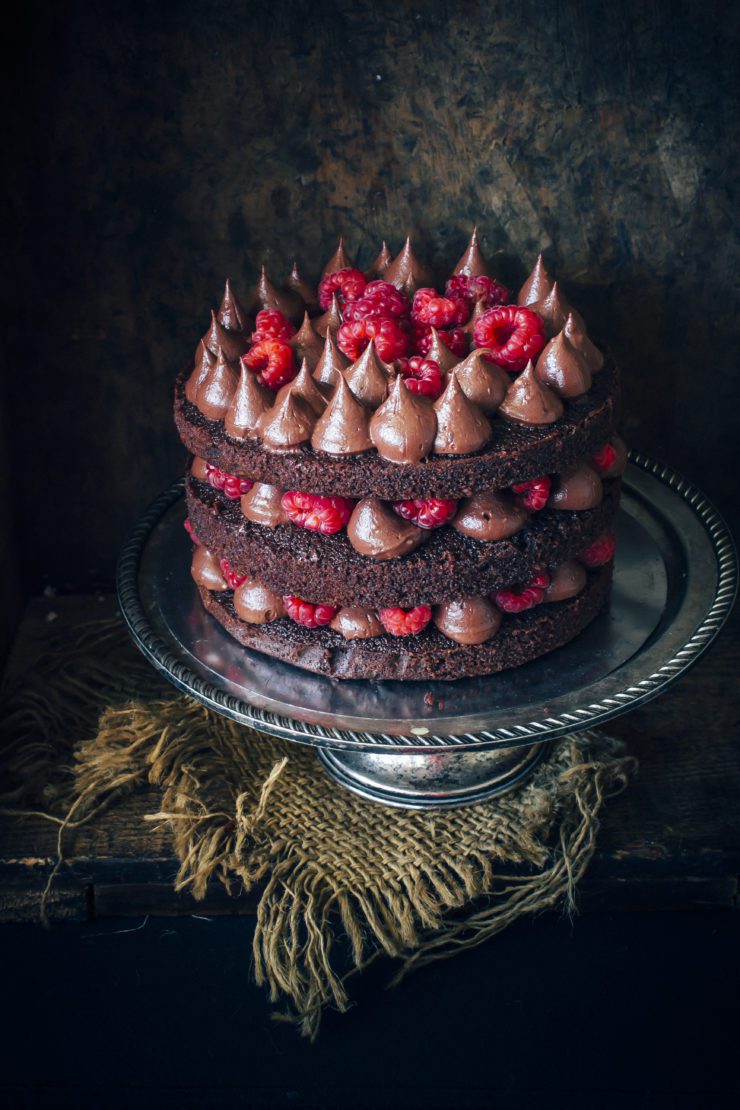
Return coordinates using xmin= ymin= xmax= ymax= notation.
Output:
xmin=116 ymin=454 xmax=737 ymax=809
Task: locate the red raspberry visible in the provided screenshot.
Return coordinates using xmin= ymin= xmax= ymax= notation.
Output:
xmin=378 ymin=605 xmax=432 ymax=637
xmin=396 ymin=356 xmax=444 ymax=400
xmin=243 ymin=339 xmax=296 ymax=390
xmin=577 ymin=531 xmax=617 ymax=568
xmin=337 ymin=317 xmax=410 ymax=362
xmin=494 ymin=569 xmax=550 ymax=613
xmin=283 ymin=596 xmax=338 ymax=628
xmin=445 ymin=274 xmax=510 ymax=308
xmin=412 ymin=287 xmax=469 ymax=328
xmin=392 ymin=498 xmax=458 ymax=529
xmin=343 ymin=280 xmax=411 ymax=322
xmin=473 ymin=305 xmax=546 ymax=371
xmin=590 ymin=443 xmax=618 ymax=475
xmin=317 ymin=267 xmax=367 ymax=310
xmin=183 ymin=518 xmax=202 ymax=546
xmin=252 ymin=308 xmax=295 ymax=342
xmin=511 ymin=476 xmax=551 ymax=511
xmin=205 ymin=464 xmax=253 ymax=499
xmin=281 ymin=491 xmax=356 ymax=535
xmin=219 ymin=558 xmax=247 ymax=590
xmin=412 ymin=324 xmax=468 ymax=358
xmin=527 ymin=567 xmax=551 ymax=590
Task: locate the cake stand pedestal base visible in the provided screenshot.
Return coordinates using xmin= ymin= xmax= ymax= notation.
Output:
xmin=317 ymin=741 xmax=551 ymax=809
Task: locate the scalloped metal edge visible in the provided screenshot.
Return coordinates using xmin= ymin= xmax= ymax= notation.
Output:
xmin=116 ymin=453 xmax=738 ymax=750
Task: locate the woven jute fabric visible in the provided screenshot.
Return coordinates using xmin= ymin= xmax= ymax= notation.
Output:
xmin=0 ymin=615 xmax=635 ymax=1038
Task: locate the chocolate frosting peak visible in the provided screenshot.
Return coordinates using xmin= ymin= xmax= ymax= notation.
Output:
xmin=224 ymin=363 xmax=270 ymax=439
xmin=433 ymin=371 xmax=491 ymax=456
xmin=190 ymin=456 xmax=210 ymax=481
xmin=535 ymin=330 xmax=592 ymax=398
xmin=217 ymin=279 xmax=250 ymax=333
xmin=285 ymin=262 xmax=318 ymax=310
xmin=455 ymin=348 xmax=509 ymax=413
xmin=499 ymin=360 xmax=564 ymax=425
xmin=427 ymin=327 xmax=462 ymax=373
xmin=313 ymin=328 xmax=350 ymax=387
xmin=314 ymin=292 xmax=343 ymax=338
xmin=258 ymin=385 xmax=316 ymax=450
xmin=330 ymin=607 xmax=385 ymax=639
xmin=547 ymin=464 xmax=603 ymax=510
xmin=195 ymin=346 xmax=238 ymax=421
xmin=529 ymin=281 xmax=584 ymax=337
xmin=452 ymin=491 xmax=529 ymax=541
xmin=344 ymin=340 xmax=392 ymax=408
xmin=321 ymin=236 xmax=354 ymax=277
xmin=191 ymin=547 xmax=228 ymax=591
xmin=289 ymin=311 xmax=324 ymax=370
xmin=240 ymin=483 xmax=290 ymax=528
xmin=463 ymin=296 xmax=488 ymax=336
xmin=186 ymin=340 xmax=217 ymax=403
xmin=384 ymin=236 xmax=435 ymax=297
xmin=544 ymin=560 xmax=587 ymax=603
xmin=517 ymin=253 xmax=554 ymax=307
xmin=453 ymin=227 xmax=490 ymax=277
xmin=201 ymin=309 xmax=248 ymax=363
xmin=253 ymin=266 xmax=304 ymax=323
xmin=366 ymin=240 xmax=392 ymax=278
xmin=369 ymin=374 xmax=437 ymax=463
xmin=278 ymin=358 xmax=326 ymax=415
xmin=433 ymin=595 xmax=502 ymax=645
xmin=311 ymin=375 xmax=372 ymax=455
xmin=233 ymin=578 xmax=286 ymax=624
xmin=564 ymin=312 xmax=604 ymax=372
xmin=347 ymin=498 xmax=427 ymax=560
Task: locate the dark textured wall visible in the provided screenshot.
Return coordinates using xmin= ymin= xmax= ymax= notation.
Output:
xmin=3 ymin=0 xmax=739 ymax=598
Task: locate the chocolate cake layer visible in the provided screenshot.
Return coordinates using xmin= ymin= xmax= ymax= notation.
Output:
xmin=197 ymin=564 xmax=612 ymax=681
xmin=174 ymin=360 xmax=618 ymax=500
xmin=187 ymin=476 xmax=620 ymax=607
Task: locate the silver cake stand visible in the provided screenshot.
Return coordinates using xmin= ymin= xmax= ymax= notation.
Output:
xmin=117 ymin=454 xmax=737 ymax=809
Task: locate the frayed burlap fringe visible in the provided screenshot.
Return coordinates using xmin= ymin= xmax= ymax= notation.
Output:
xmin=0 ymin=614 xmax=636 ymax=1039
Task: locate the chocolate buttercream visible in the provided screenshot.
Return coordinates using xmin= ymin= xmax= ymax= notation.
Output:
xmin=463 ymin=296 xmax=488 ymax=336
xmin=544 ymin=560 xmax=587 ymax=603
xmin=285 ymin=262 xmax=318 ymax=310
xmin=258 ymin=386 xmax=316 ymax=450
xmin=601 ymin=434 xmax=628 ymax=479
xmin=535 ymin=330 xmax=592 ymax=398
xmin=452 ymin=492 xmax=528 ymax=541
xmin=369 ymin=374 xmax=437 ymax=464
xmin=321 ymin=237 xmax=353 ymax=277
xmin=366 ymin=240 xmax=392 ymax=278
xmin=200 ymin=310 xmax=248 ymax=363
xmin=240 ymin=483 xmax=290 ymax=528
xmin=517 ymin=254 xmax=554 ymax=307
xmin=330 ymin=606 xmax=385 ymax=640
xmin=224 ymin=364 xmax=271 ymax=439
xmin=313 ymin=328 xmax=350 ymax=388
xmin=383 ymin=236 xmax=435 ymax=297
xmin=217 ymin=279 xmax=250 ymax=332
xmin=529 ymin=281 xmax=584 ymax=337
xmin=564 ymin=312 xmax=604 ymax=372
xmin=186 ymin=341 xmax=217 ymax=403
xmin=233 ymin=578 xmax=286 ymax=624
xmin=191 ymin=547 xmax=228 ymax=591
xmin=344 ymin=340 xmax=392 ymax=408
xmin=252 ymin=266 xmax=304 ymax=323
xmin=455 ymin=349 xmax=509 ymax=413
xmin=547 ymin=464 xmax=603 ymax=510
xmin=347 ymin=498 xmax=427 ymax=560
xmin=453 ymin=227 xmax=490 ymax=277
xmin=433 ymin=595 xmax=502 ymax=645
xmin=311 ymin=375 xmax=372 ymax=455
xmin=427 ymin=327 xmax=462 ymax=373
xmin=499 ymin=360 xmax=564 ymax=425
xmin=314 ymin=293 xmax=343 ymax=338
xmin=190 ymin=456 xmax=210 ymax=481
xmin=289 ymin=312 xmax=325 ymax=370
xmin=196 ymin=347 xmax=238 ymax=421
xmin=433 ymin=372 xmax=491 ymax=456
xmin=277 ymin=358 xmax=326 ymax=416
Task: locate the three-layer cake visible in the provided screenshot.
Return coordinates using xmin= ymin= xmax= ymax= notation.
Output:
xmin=174 ymin=232 xmax=624 ymax=681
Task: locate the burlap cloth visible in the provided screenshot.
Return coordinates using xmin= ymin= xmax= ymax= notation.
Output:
xmin=0 ymin=615 xmax=635 ymax=1038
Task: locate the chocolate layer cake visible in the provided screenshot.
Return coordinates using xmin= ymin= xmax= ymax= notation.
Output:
xmin=175 ymin=232 xmax=623 ymax=681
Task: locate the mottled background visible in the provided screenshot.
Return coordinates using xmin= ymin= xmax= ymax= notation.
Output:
xmin=2 ymin=0 xmax=739 ymax=656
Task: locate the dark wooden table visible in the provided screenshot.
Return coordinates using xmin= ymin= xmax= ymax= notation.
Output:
xmin=1 ymin=594 xmax=739 ymax=924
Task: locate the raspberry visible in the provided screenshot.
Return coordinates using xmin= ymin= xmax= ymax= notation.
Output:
xmin=392 ymin=498 xmax=458 ymax=529
xmin=243 ymin=339 xmax=296 ymax=390
xmin=590 ymin=443 xmax=617 ymax=475
xmin=527 ymin=567 xmax=551 ymax=590
xmin=472 ymin=305 xmax=546 ymax=371
xmin=205 ymin=464 xmax=253 ymax=499
xmin=317 ymin=267 xmax=367 ymax=310
xmin=283 ymin=596 xmax=338 ymax=628
xmin=511 ymin=476 xmax=551 ymax=512
xmin=281 ymin=491 xmax=356 ymax=535
xmin=252 ymin=308 xmax=295 ymax=342
xmin=494 ymin=569 xmax=550 ymax=613
xmin=577 ymin=531 xmax=617 ymax=568
xmin=445 ymin=274 xmax=510 ymax=308
xmin=412 ymin=287 xmax=469 ymax=328
xmin=337 ymin=317 xmax=410 ymax=362
xmin=343 ymin=280 xmax=411 ymax=322
xmin=183 ymin=518 xmax=202 ymax=546
xmin=219 ymin=558 xmax=247 ymax=590
xmin=378 ymin=605 xmax=432 ymax=637
xmin=412 ymin=324 xmax=468 ymax=358
xmin=396 ymin=356 xmax=444 ymax=400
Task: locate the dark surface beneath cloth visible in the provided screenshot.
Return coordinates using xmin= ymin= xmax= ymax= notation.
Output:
xmin=1 ymin=911 xmax=737 ymax=1109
